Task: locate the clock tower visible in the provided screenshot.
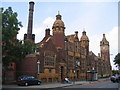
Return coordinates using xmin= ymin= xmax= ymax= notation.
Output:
xmin=100 ymin=34 xmax=110 ymax=61
xmin=100 ymin=34 xmax=111 ymax=76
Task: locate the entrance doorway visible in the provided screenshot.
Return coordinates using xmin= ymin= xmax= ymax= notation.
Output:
xmin=60 ymin=66 xmax=64 ymax=82
xmin=77 ymin=70 xmax=79 ymax=80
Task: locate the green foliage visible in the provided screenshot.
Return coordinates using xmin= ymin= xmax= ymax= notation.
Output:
xmin=23 ymin=39 xmax=36 ymax=55
xmin=2 ymin=7 xmax=36 ymax=66
xmin=114 ymin=53 xmax=120 ymax=69
xmin=2 ymin=7 xmax=22 ymax=39
xmin=112 ymin=70 xmax=120 ymax=75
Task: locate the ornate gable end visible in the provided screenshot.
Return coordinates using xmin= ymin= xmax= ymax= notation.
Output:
xmin=41 ymin=37 xmax=57 ymax=53
xmin=67 ymin=35 xmax=75 ymax=43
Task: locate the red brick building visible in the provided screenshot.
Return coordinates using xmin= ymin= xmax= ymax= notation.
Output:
xmin=16 ymin=1 xmax=112 ymax=83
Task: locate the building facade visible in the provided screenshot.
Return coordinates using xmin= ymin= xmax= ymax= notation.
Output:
xmin=16 ymin=1 xmax=112 ymax=83
xmin=34 ymin=13 xmax=111 ymax=82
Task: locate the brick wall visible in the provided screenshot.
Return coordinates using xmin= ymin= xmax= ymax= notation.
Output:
xmin=16 ymin=55 xmax=37 ymax=78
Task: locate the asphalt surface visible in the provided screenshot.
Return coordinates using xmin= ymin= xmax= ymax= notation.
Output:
xmin=50 ymin=81 xmax=119 ymax=90
xmin=2 ymin=80 xmax=120 ymax=90
xmin=64 ymin=81 xmax=118 ymax=88
xmin=58 ymin=81 xmax=119 ymax=90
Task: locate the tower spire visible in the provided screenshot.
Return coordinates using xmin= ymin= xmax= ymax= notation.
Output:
xmin=58 ymin=11 xmax=60 ymax=15
xmin=56 ymin=11 xmax=61 ymax=20
xmin=102 ymin=34 xmax=107 ymax=41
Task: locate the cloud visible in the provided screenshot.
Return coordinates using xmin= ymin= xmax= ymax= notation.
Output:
xmin=35 ymin=17 xmax=55 ymax=43
xmin=89 ymin=34 xmax=101 ymax=56
xmin=106 ymin=27 xmax=118 ymax=70
xmin=106 ymin=27 xmax=118 ymax=52
xmin=43 ymin=17 xmax=55 ymax=29
xmin=2 ymin=0 xmax=119 ymax=2
xmin=17 ymin=27 xmax=27 ymax=40
xmin=17 ymin=26 xmax=46 ymax=43
xmin=34 ymin=17 xmax=55 ymax=43
xmin=17 ymin=17 xmax=55 ymax=43
xmin=33 ymin=26 xmax=46 ymax=43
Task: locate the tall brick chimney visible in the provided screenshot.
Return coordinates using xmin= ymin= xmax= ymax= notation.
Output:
xmin=24 ymin=1 xmax=35 ymax=42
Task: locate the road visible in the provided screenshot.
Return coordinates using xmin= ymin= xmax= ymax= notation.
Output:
xmin=64 ymin=81 xmax=119 ymax=88
xmin=2 ymin=80 xmax=120 ymax=90
xmin=52 ymin=81 xmax=119 ymax=90
xmin=61 ymin=81 xmax=119 ymax=90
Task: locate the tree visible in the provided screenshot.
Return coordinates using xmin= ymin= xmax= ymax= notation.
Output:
xmin=2 ymin=7 xmax=21 ymax=66
xmin=112 ymin=70 xmax=120 ymax=75
xmin=2 ymin=7 xmax=36 ymax=66
xmin=114 ymin=53 xmax=120 ymax=70
xmin=2 ymin=7 xmax=36 ymax=82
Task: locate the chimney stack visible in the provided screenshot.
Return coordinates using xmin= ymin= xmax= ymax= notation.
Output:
xmin=74 ymin=31 xmax=79 ymax=40
xmin=98 ymin=53 xmax=101 ymax=57
xmin=45 ymin=28 xmax=50 ymax=37
xmin=75 ymin=31 xmax=78 ymax=37
xmin=24 ymin=1 xmax=35 ymax=42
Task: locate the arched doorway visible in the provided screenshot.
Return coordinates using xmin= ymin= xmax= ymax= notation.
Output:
xmin=77 ymin=70 xmax=79 ymax=80
xmin=60 ymin=66 xmax=64 ymax=82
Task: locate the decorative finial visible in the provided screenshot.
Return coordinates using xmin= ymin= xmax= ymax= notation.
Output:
xmin=74 ymin=31 xmax=78 ymax=39
xmin=56 ymin=11 xmax=61 ymax=20
xmin=103 ymin=33 xmax=105 ymax=37
xmin=102 ymin=33 xmax=107 ymax=41
xmin=58 ymin=11 xmax=60 ymax=15
xmin=82 ymin=30 xmax=86 ymax=35
xmin=75 ymin=31 xmax=78 ymax=34
xmin=83 ymin=28 xmax=86 ymax=32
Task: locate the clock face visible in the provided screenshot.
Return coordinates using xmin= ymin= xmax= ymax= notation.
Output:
xmin=103 ymin=47 xmax=105 ymax=49
xmin=102 ymin=46 xmax=109 ymax=50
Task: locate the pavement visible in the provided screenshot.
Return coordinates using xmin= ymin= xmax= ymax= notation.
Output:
xmin=2 ymin=78 xmax=110 ymax=89
xmin=39 ymin=78 xmax=109 ymax=89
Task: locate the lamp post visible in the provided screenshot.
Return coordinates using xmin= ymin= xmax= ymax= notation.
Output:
xmin=91 ymin=67 xmax=94 ymax=81
xmin=37 ymin=60 xmax=40 ymax=75
xmin=73 ymin=70 xmax=76 ymax=84
xmin=110 ymin=54 xmax=113 ymax=75
xmin=64 ymin=37 xmax=68 ymax=78
xmin=92 ymin=67 xmax=94 ymax=71
xmin=73 ymin=60 xmax=80 ymax=84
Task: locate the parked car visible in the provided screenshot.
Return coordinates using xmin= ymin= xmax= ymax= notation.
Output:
xmin=110 ymin=75 xmax=120 ymax=83
xmin=17 ymin=76 xmax=42 ymax=86
xmin=116 ymin=75 xmax=120 ymax=83
xmin=110 ymin=76 xmax=116 ymax=83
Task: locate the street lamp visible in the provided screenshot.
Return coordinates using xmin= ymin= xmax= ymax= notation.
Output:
xmin=73 ymin=70 xmax=76 ymax=84
xmin=37 ymin=60 xmax=40 ymax=75
xmin=76 ymin=60 xmax=80 ymax=67
xmin=73 ymin=60 xmax=80 ymax=84
xmin=64 ymin=37 xmax=68 ymax=78
xmin=110 ymin=54 xmax=113 ymax=75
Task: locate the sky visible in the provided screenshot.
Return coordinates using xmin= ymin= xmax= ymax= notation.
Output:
xmin=2 ymin=0 xmax=119 ymax=70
